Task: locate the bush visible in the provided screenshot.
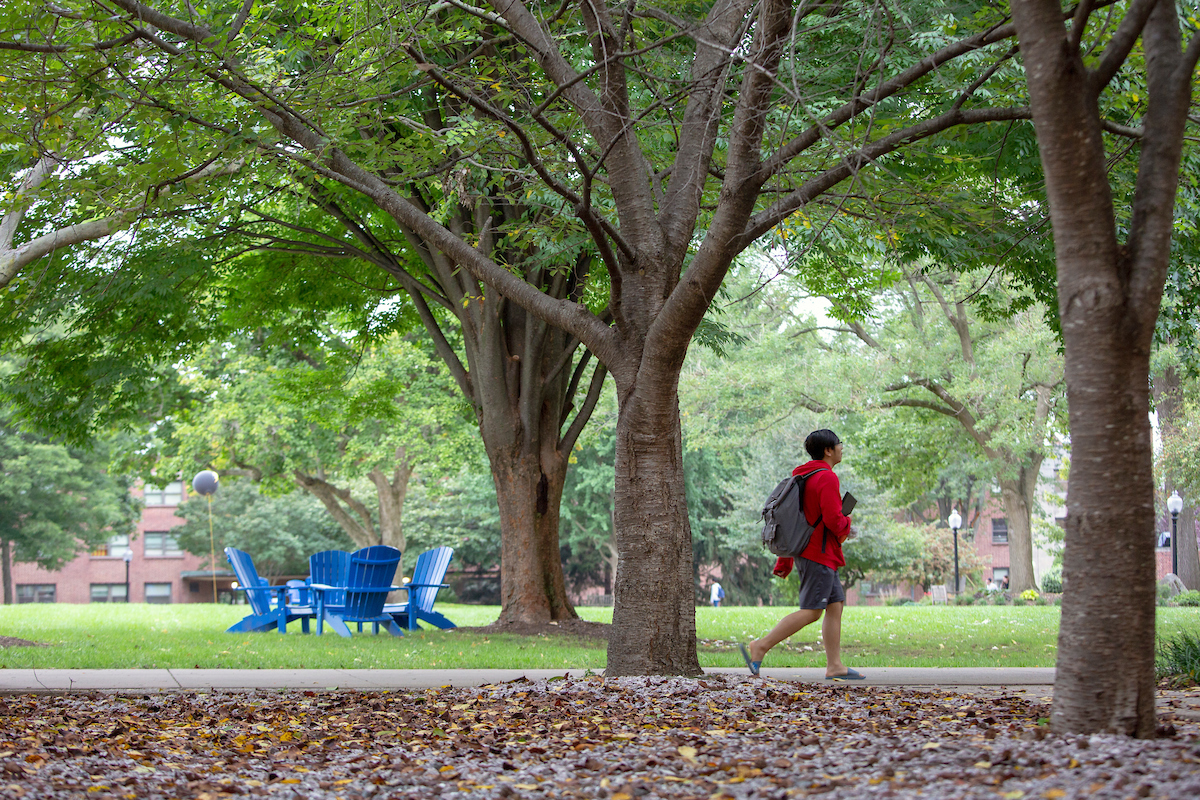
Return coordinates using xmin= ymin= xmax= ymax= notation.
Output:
xmin=1019 ymin=589 xmax=1039 ymax=602
xmin=1157 ymin=631 xmax=1200 ymax=686
xmin=1175 ymin=590 xmax=1200 ymax=607
xmin=1040 ymin=571 xmax=1063 ymax=594
xmin=885 ymin=596 xmax=914 ymax=606
xmin=954 ymin=595 xmax=975 ymax=606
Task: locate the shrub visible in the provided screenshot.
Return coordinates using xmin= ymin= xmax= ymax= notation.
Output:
xmin=885 ymin=596 xmax=914 ymax=606
xmin=1040 ymin=571 xmax=1063 ymax=594
xmin=1019 ymin=589 xmax=1039 ymax=602
xmin=1157 ymin=631 xmax=1200 ymax=686
xmin=954 ymin=595 xmax=975 ymax=606
xmin=1175 ymin=590 xmax=1200 ymax=607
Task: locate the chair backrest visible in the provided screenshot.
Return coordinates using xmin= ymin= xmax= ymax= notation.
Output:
xmin=309 ymin=550 xmax=350 ymax=607
xmin=285 ymin=579 xmax=310 ymax=606
xmin=342 ymin=545 xmax=402 ymax=618
xmin=409 ymin=546 xmax=455 ymax=612
xmin=225 ymin=547 xmax=271 ymax=616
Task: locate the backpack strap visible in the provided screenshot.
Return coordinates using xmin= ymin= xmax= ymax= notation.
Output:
xmin=799 ymin=469 xmax=828 ymax=546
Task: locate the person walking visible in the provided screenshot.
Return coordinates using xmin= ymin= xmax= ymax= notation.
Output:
xmin=739 ymin=429 xmax=865 ymax=680
xmin=710 ymin=581 xmax=725 ymax=607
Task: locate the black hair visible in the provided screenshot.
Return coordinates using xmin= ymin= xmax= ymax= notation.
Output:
xmin=805 ymin=429 xmax=841 ymax=460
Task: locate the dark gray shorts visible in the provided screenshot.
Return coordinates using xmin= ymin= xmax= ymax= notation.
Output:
xmin=797 ymin=558 xmax=845 ymax=610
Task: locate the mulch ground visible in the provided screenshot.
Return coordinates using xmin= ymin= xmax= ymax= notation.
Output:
xmin=0 ymin=637 xmax=46 ymax=648
xmin=1 ymin=675 xmax=1197 ymax=799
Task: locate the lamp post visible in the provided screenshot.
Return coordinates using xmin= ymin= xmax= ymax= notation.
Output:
xmin=123 ymin=548 xmax=132 ymax=603
xmin=947 ymin=509 xmax=962 ymax=595
xmin=1168 ymin=491 xmax=1184 ymax=576
xmin=191 ymin=470 xmax=220 ymax=602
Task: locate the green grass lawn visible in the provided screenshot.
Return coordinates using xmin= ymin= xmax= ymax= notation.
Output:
xmin=2 ymin=603 xmax=1197 ymax=670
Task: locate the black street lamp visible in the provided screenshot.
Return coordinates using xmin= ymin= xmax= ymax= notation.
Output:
xmin=123 ymin=548 xmax=133 ymax=603
xmin=1168 ymin=491 xmax=1184 ymax=576
xmin=947 ymin=509 xmax=962 ymax=595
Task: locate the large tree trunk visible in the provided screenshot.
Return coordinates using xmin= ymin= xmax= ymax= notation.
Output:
xmin=1055 ymin=344 xmax=1158 ymax=737
xmin=607 ymin=389 xmax=702 ymax=676
xmin=1 ymin=538 xmax=11 ymax=605
xmin=999 ymin=458 xmax=1042 ymax=593
xmin=369 ymin=456 xmax=414 ymax=558
xmin=488 ymin=443 xmax=574 ymax=622
xmin=1011 ymin=0 xmax=1195 ymax=738
xmin=1176 ymin=507 xmax=1200 ymax=590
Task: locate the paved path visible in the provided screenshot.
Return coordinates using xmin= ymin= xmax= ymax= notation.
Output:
xmin=0 ymin=666 xmax=1055 ymax=692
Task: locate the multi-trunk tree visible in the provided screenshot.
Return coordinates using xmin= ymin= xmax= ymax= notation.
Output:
xmin=0 ymin=0 xmax=1039 ymax=675
xmin=7 ymin=4 xmax=1192 ymax=713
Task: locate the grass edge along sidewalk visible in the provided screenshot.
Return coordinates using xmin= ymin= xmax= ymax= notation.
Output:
xmin=2 ymin=604 xmax=1198 ymax=671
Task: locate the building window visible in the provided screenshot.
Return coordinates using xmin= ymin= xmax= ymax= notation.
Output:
xmin=90 ymin=584 xmax=128 ymax=603
xmin=144 ymin=532 xmax=182 ymax=557
xmin=91 ymin=533 xmax=130 ymax=558
xmin=16 ymin=584 xmax=56 ymax=603
xmin=145 ymin=583 xmax=172 ymax=604
xmin=992 ymin=518 xmax=1009 ymax=545
xmin=144 ymin=481 xmax=184 ymax=507
xmin=993 ymin=567 xmax=1010 ymax=587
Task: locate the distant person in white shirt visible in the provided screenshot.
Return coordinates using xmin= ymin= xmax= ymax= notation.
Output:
xmin=710 ymin=582 xmax=725 ymax=607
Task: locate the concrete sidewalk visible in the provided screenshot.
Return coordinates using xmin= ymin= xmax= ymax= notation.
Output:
xmin=0 ymin=666 xmax=1055 ymax=692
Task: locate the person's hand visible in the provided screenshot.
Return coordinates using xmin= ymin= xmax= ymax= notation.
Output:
xmin=845 ymin=526 xmax=859 ymax=541
xmin=773 ymin=557 xmax=793 ymax=578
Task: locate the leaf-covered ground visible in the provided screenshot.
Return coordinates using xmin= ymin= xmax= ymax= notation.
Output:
xmin=1 ymin=676 xmax=1197 ymax=799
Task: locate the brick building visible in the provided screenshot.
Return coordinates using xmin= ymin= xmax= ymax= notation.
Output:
xmin=9 ymin=480 xmax=234 ymax=605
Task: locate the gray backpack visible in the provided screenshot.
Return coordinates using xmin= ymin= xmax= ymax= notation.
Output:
xmin=760 ymin=469 xmax=826 ymax=557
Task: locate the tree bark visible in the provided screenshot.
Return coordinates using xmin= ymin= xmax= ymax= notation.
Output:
xmin=369 ymin=452 xmax=414 ymax=557
xmin=999 ymin=459 xmax=1043 ymax=593
xmin=608 ymin=389 xmax=702 ymax=676
xmin=1176 ymin=506 xmax=1199 ymax=590
xmin=1011 ymin=0 xmax=1197 ymax=737
xmin=293 ymin=471 xmax=378 ymax=550
xmin=1 ymin=538 xmax=12 ymax=605
xmin=488 ymin=443 xmax=574 ymax=622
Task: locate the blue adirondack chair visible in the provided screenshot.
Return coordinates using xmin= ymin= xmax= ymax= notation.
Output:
xmin=310 ymin=545 xmax=405 ymax=637
xmin=306 ymin=549 xmax=349 ymax=631
xmin=384 ymin=546 xmax=457 ymax=630
xmin=224 ymin=547 xmax=313 ymax=634
xmin=308 ymin=549 xmax=349 ymax=605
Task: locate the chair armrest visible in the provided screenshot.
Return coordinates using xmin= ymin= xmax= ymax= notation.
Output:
xmin=236 ymin=585 xmax=283 ymax=595
xmin=405 ymin=582 xmax=451 ymax=590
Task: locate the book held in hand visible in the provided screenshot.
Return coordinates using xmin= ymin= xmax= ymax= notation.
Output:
xmin=841 ymin=492 xmax=857 ymax=516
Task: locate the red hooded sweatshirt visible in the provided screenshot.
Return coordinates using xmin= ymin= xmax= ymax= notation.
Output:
xmin=773 ymin=460 xmax=852 ymax=574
